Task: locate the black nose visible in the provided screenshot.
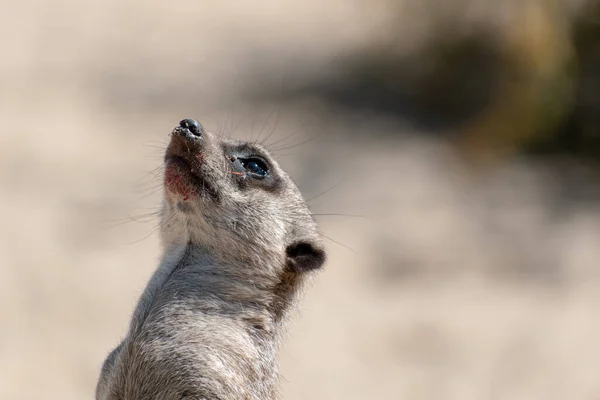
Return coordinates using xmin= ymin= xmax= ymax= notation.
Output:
xmin=179 ymin=118 xmax=203 ymax=136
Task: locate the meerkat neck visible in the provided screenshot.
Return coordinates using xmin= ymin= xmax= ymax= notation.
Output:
xmin=130 ymin=240 xmax=293 ymax=339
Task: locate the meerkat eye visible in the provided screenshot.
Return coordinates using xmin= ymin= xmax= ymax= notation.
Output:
xmin=239 ymin=158 xmax=269 ymax=177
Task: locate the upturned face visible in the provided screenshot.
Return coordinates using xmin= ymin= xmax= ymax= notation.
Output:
xmin=161 ymin=119 xmax=326 ymax=272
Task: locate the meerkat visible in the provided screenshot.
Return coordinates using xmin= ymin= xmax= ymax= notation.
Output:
xmin=96 ymin=119 xmax=326 ymax=400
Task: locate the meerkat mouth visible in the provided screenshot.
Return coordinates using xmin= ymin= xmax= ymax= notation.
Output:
xmin=165 ymin=155 xmax=219 ymax=201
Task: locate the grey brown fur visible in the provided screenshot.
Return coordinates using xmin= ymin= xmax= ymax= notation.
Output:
xmin=96 ymin=120 xmax=326 ymax=400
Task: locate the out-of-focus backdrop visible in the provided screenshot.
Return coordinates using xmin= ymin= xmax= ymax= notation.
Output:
xmin=2 ymin=1 xmax=600 ymax=399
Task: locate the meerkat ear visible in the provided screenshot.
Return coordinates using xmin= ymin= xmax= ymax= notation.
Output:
xmin=286 ymin=240 xmax=327 ymax=272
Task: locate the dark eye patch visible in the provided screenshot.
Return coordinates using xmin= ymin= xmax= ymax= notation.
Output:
xmin=225 ymin=143 xmax=284 ymax=193
xmin=238 ymin=157 xmax=269 ymax=177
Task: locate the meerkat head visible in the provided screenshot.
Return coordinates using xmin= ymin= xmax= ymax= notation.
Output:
xmin=160 ymin=118 xmax=326 ymax=273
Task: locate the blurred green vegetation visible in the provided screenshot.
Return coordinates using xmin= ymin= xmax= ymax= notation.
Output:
xmin=262 ymin=0 xmax=600 ymax=163
xmin=534 ymin=1 xmax=600 ymax=160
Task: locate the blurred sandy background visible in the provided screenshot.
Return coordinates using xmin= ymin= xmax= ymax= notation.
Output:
xmin=2 ymin=1 xmax=600 ymax=399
